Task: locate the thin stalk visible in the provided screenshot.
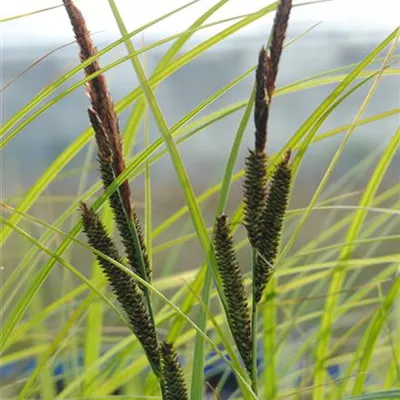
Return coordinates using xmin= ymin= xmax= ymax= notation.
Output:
xmin=190 ymin=269 xmax=213 ymax=398
xmin=264 ymin=277 xmax=277 ymax=399
xmin=251 ymin=249 xmax=258 ymax=394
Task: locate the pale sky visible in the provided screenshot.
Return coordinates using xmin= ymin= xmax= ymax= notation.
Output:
xmin=1 ymin=0 xmax=399 ymax=45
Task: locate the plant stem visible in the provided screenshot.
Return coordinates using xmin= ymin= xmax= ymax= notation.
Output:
xmin=251 ymin=248 xmax=258 ymax=395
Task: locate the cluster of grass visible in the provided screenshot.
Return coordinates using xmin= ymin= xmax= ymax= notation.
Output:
xmin=1 ymin=0 xmax=399 ymax=399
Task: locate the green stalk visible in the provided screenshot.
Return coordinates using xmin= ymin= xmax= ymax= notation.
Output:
xmin=264 ymin=277 xmax=277 ymax=399
xmin=190 ymin=269 xmax=213 ymax=398
xmin=251 ymin=249 xmax=258 ymax=394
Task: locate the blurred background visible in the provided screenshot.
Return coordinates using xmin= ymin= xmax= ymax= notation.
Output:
xmin=2 ymin=0 xmax=399 ymax=266
xmin=1 ymin=0 xmax=399 ymax=396
xmin=2 ymin=0 xmax=399 ymax=195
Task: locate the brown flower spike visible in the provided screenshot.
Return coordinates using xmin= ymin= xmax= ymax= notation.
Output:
xmin=243 ymin=149 xmax=268 ymax=248
xmin=255 ymin=150 xmax=292 ymax=303
xmin=63 ymin=0 xmax=151 ymax=285
xmin=80 ymin=203 xmax=160 ymax=373
xmin=254 ymin=48 xmax=269 ymax=153
xmin=265 ymin=0 xmax=292 ymax=101
xmin=243 ymin=49 xmax=269 ymax=247
xmin=243 ymin=0 xmax=293 ymax=303
xmin=214 ymin=214 xmax=253 ymax=376
xmin=160 ymin=342 xmax=189 ymax=400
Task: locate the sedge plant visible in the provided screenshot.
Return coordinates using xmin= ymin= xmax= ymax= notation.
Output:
xmin=1 ymin=0 xmax=399 ymax=399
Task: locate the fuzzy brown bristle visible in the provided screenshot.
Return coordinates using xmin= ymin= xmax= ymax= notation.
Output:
xmin=255 ymin=48 xmax=269 ymax=153
xmin=62 ymin=0 xmax=130 ymax=212
xmin=88 ymin=108 xmax=112 ymax=161
xmin=64 ymin=1 xmax=151 ymax=284
xmin=265 ymin=0 xmax=292 ymax=101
